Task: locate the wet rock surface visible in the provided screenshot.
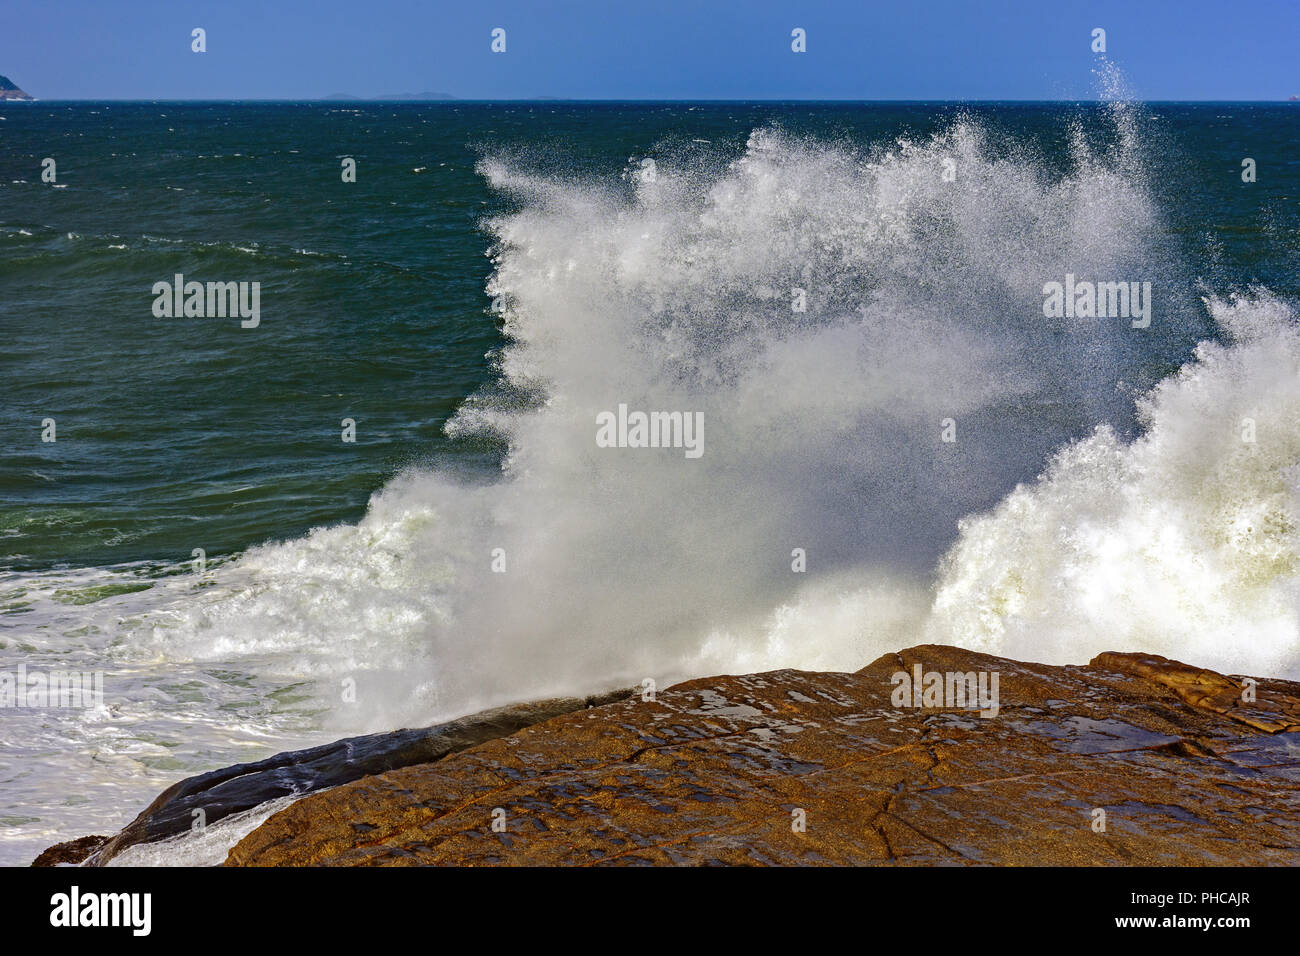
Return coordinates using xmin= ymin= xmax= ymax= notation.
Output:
xmin=49 ymin=689 xmax=631 ymax=866
xmin=224 ymin=646 xmax=1300 ymax=866
xmin=31 ymin=835 xmax=109 ymax=867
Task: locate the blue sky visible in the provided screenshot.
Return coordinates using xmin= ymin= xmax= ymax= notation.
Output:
xmin=2 ymin=0 xmax=1296 ymax=100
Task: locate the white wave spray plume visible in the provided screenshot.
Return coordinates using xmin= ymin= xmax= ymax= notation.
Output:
xmin=87 ymin=103 xmax=1298 ymax=734
xmin=928 ymin=290 xmax=1300 ymax=679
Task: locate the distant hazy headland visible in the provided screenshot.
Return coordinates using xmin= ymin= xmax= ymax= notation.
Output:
xmin=321 ymin=91 xmax=457 ymax=101
xmin=0 ymin=74 xmax=34 ymax=100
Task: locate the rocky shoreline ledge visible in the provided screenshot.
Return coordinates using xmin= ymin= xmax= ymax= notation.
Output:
xmin=36 ymin=645 xmax=1300 ymax=866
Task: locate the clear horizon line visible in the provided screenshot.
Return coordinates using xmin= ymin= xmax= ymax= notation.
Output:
xmin=12 ymin=96 xmax=1300 ymax=104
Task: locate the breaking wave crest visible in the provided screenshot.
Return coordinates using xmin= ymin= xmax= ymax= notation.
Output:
xmin=44 ymin=106 xmax=1298 ymax=737
xmin=929 ymin=290 xmax=1300 ymax=678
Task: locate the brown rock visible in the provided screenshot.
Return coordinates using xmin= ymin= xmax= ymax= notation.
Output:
xmin=223 ymin=645 xmax=1300 ymax=866
xmin=1092 ymin=651 xmax=1300 ymax=733
xmin=66 ymin=688 xmax=631 ymax=866
xmin=30 ymin=835 xmax=109 ymax=867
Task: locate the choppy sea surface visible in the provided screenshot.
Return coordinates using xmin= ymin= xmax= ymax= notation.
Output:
xmin=1 ymin=99 xmax=1298 ymax=865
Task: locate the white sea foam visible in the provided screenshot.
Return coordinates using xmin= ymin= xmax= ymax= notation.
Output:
xmin=105 ymin=794 xmax=307 ymax=867
xmin=928 ymin=290 xmax=1300 ymax=678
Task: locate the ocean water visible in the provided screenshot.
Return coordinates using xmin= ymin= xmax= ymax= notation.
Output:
xmin=1 ymin=97 xmax=1298 ymax=865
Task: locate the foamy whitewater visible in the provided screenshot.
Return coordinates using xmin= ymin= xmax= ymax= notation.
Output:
xmin=4 ymin=97 xmax=1299 ymax=864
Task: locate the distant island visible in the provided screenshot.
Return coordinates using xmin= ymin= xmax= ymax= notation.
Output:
xmin=320 ymin=93 xmax=575 ymax=102
xmin=0 ymin=75 xmax=33 ymax=100
xmin=322 ymin=91 xmax=457 ymax=101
